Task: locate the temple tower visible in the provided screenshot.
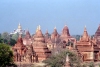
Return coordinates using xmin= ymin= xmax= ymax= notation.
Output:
xmin=76 ymin=26 xmax=94 ymax=61
xmin=32 ymin=25 xmax=51 ymax=62
xmin=12 ymin=35 xmax=26 ymax=62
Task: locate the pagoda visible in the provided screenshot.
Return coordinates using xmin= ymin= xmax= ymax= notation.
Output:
xmin=60 ymin=25 xmax=76 ymax=49
xmin=60 ymin=25 xmax=76 ymax=43
xmin=12 ymin=35 xmax=26 ymax=62
xmin=32 ymin=25 xmax=51 ymax=62
xmin=76 ymin=26 xmax=94 ymax=61
xmin=10 ymin=23 xmax=25 ymax=35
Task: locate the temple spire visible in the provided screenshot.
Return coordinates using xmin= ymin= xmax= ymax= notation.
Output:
xmin=81 ymin=26 xmax=89 ymax=41
xmin=83 ymin=25 xmax=88 ymax=37
xmin=18 ymin=23 xmax=22 ymax=29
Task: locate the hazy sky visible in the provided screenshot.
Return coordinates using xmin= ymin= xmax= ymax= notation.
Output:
xmin=0 ymin=0 xmax=100 ymax=35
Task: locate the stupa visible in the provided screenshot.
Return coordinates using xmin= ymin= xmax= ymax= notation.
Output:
xmin=76 ymin=26 xmax=94 ymax=61
xmin=32 ymin=25 xmax=51 ymax=62
xmin=12 ymin=35 xmax=26 ymax=62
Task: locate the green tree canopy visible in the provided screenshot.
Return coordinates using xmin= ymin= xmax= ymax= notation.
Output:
xmin=44 ymin=49 xmax=82 ymax=67
xmin=11 ymin=33 xmax=19 ymax=41
xmin=0 ymin=43 xmax=13 ymax=67
xmin=1 ymin=32 xmax=10 ymax=40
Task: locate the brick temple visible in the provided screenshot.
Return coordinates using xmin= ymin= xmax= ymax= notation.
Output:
xmin=12 ymin=24 xmax=100 ymax=63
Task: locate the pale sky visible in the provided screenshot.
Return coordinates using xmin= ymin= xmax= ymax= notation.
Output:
xmin=0 ymin=0 xmax=100 ymax=35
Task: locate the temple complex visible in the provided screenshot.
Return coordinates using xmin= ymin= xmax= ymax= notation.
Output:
xmin=11 ymin=24 xmax=100 ymax=63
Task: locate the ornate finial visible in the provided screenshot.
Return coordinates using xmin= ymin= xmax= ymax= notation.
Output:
xmin=18 ymin=23 xmax=22 ymax=29
xmin=38 ymin=25 xmax=41 ymax=30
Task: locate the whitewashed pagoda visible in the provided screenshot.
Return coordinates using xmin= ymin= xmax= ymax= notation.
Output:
xmin=10 ymin=23 xmax=25 ymax=35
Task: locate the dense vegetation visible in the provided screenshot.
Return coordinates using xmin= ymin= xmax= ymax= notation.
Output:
xmin=0 ymin=43 xmax=14 ymax=67
xmin=0 ymin=32 xmax=17 ymax=46
xmin=43 ymin=49 xmax=82 ymax=67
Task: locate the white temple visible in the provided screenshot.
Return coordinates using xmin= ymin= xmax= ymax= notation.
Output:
xmin=10 ymin=23 xmax=25 ymax=35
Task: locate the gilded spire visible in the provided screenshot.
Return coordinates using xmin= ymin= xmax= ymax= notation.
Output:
xmin=18 ymin=23 xmax=22 ymax=29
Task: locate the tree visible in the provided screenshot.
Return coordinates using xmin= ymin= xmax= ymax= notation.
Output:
xmin=9 ymin=38 xmax=16 ymax=46
xmin=1 ymin=32 xmax=10 ymax=40
xmin=43 ymin=49 xmax=82 ymax=67
xmin=11 ymin=33 xmax=19 ymax=41
xmin=0 ymin=43 xmax=13 ymax=67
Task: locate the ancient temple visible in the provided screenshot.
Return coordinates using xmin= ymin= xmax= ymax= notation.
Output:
xmin=60 ymin=25 xmax=76 ymax=44
xmin=12 ymin=34 xmax=36 ymax=63
xmin=12 ymin=35 xmax=27 ymax=62
xmin=59 ymin=25 xmax=76 ymax=49
xmin=76 ymin=26 xmax=94 ymax=61
xmin=32 ymin=25 xmax=51 ymax=62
